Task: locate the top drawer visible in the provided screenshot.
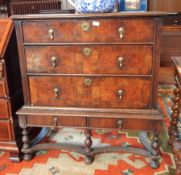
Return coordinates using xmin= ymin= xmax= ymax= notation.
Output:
xmin=22 ymin=19 xmax=155 ymax=43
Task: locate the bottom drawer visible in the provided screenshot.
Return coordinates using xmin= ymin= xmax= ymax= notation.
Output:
xmin=88 ymin=118 xmax=157 ymax=130
xmin=0 ymin=121 xmax=12 ymax=141
xmin=27 ymin=115 xmax=86 ymax=127
xmin=27 ymin=115 xmax=160 ymax=131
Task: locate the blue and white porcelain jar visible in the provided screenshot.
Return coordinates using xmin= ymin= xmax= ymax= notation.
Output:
xmin=68 ymin=0 xmax=118 ymax=13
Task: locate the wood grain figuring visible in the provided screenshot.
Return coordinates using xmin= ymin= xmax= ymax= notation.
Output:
xmin=25 ymin=45 xmax=153 ymax=75
xmin=0 ymin=121 xmax=12 ymax=141
xmin=0 ymin=19 xmax=13 ymax=58
xmin=29 ymin=76 xmax=151 ymax=109
xmin=22 ymin=19 xmax=155 ymax=43
xmin=27 ymin=115 xmax=86 ymax=127
xmin=0 ymin=81 xmax=7 ymax=97
xmin=27 ymin=116 xmax=159 ymax=131
xmin=0 ymin=99 xmax=10 ymax=119
xmin=88 ymin=118 xmax=156 ymax=130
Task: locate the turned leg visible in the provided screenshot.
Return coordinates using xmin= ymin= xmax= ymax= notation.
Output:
xmin=150 ymin=132 xmax=160 ymax=169
xmin=173 ymin=141 xmax=181 ymax=174
xmin=19 ymin=115 xmax=32 ymax=161
xmin=22 ymin=127 xmax=32 ymax=160
xmin=168 ymin=87 xmax=180 ymax=145
xmin=84 ymin=129 xmax=94 ymax=164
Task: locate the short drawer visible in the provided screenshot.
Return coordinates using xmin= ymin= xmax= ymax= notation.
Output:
xmin=25 ymin=45 xmax=153 ymax=75
xmin=0 ymin=81 xmax=7 ymax=97
xmin=0 ymin=99 xmax=10 ymax=119
xmin=22 ymin=19 xmax=155 ymax=43
xmin=0 ymin=120 xmax=12 ymax=141
xmin=88 ymin=118 xmax=156 ymax=130
xmin=27 ymin=115 xmax=86 ymax=127
xmin=29 ymin=76 xmax=151 ymax=109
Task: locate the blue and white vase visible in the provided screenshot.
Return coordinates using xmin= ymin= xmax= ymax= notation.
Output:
xmin=68 ymin=0 xmax=118 ymax=13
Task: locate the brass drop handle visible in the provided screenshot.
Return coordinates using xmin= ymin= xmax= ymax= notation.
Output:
xmin=51 ymin=56 xmax=57 ymax=67
xmin=84 ymin=78 xmax=92 ymax=86
xmin=118 ymin=27 xmax=125 ymax=39
xmin=117 ymin=120 xmax=123 ymax=130
xmin=118 ymin=57 xmax=124 ymax=68
xmin=48 ymin=29 xmax=54 ymax=40
xmin=54 ymin=88 xmax=60 ymax=98
xmin=53 ymin=116 xmax=59 ymax=130
xmin=82 ymin=48 xmax=92 ymax=57
xmin=117 ymin=89 xmax=124 ymax=100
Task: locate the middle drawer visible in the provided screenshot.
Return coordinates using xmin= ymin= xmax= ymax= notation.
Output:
xmin=29 ymin=76 xmax=151 ymax=109
xmin=25 ymin=45 xmax=153 ymax=75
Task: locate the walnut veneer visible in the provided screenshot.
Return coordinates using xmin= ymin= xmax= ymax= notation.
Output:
xmin=0 ymin=19 xmax=23 ymax=162
xmin=13 ymin=12 xmax=166 ymax=166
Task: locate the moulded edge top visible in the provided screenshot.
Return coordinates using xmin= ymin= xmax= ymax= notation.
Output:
xmin=11 ymin=11 xmax=175 ymax=20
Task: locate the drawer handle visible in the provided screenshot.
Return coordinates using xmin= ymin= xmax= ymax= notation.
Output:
xmin=118 ymin=27 xmax=125 ymax=39
xmin=117 ymin=120 xmax=123 ymax=130
xmin=118 ymin=57 xmax=124 ymax=68
xmin=117 ymin=89 xmax=124 ymax=100
xmin=80 ymin=22 xmax=90 ymax=31
xmin=54 ymin=88 xmax=60 ymax=98
xmin=53 ymin=117 xmax=59 ymax=130
xmin=0 ymin=60 xmax=4 ymax=79
xmin=82 ymin=48 xmax=92 ymax=57
xmin=84 ymin=78 xmax=92 ymax=86
xmin=174 ymin=20 xmax=179 ymax=24
xmin=51 ymin=56 xmax=57 ymax=67
xmin=48 ymin=29 xmax=54 ymax=40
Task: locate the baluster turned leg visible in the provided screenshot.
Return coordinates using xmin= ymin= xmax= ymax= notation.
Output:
xmin=150 ymin=132 xmax=160 ymax=169
xmin=22 ymin=126 xmax=32 ymax=161
xmin=19 ymin=115 xmax=32 ymax=161
xmin=84 ymin=129 xmax=94 ymax=164
xmin=168 ymin=86 xmax=180 ymax=146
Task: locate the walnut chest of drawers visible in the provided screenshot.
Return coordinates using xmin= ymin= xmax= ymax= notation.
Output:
xmin=13 ymin=12 xmax=166 ymax=166
xmin=0 ymin=19 xmax=23 ymax=161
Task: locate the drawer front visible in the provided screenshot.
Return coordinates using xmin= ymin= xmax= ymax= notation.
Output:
xmin=25 ymin=45 xmax=153 ymax=75
xmin=0 ymin=121 xmax=12 ymax=141
xmin=29 ymin=76 xmax=151 ymax=109
xmin=0 ymin=100 xmax=10 ymax=119
xmin=22 ymin=19 xmax=155 ymax=43
xmin=27 ymin=115 xmax=156 ymax=131
xmin=0 ymin=81 xmax=7 ymax=97
xmin=88 ymin=118 xmax=156 ymax=130
xmin=27 ymin=115 xmax=86 ymax=127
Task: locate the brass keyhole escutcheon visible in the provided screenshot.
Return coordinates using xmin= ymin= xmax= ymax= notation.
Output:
xmin=84 ymin=78 xmax=92 ymax=86
xmin=80 ymin=22 xmax=90 ymax=31
xmin=48 ymin=29 xmax=54 ymax=40
xmin=54 ymin=88 xmax=60 ymax=98
xmin=51 ymin=56 xmax=57 ymax=67
xmin=82 ymin=48 xmax=92 ymax=57
xmin=118 ymin=56 xmax=125 ymax=68
xmin=117 ymin=89 xmax=124 ymax=100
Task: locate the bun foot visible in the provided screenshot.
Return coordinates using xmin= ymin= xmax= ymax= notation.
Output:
xmin=23 ymin=153 xmax=32 ymax=161
xmin=84 ymin=155 xmax=94 ymax=165
xmin=150 ymin=159 xmax=160 ymax=169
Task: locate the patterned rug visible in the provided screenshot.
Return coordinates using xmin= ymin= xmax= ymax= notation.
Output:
xmin=0 ymin=85 xmax=177 ymax=175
